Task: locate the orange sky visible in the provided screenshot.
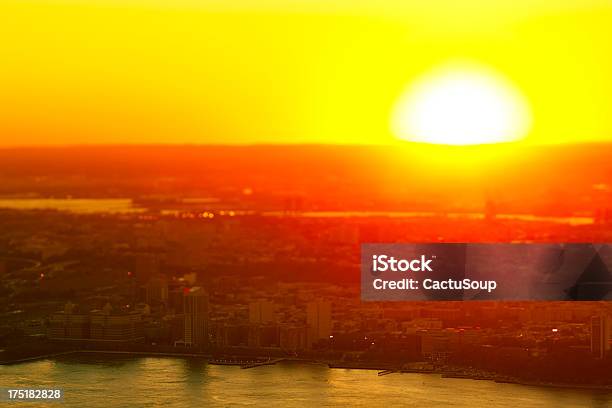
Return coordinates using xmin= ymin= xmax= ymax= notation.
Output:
xmin=0 ymin=0 xmax=611 ymax=146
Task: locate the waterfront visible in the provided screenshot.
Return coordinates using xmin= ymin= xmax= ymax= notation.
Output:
xmin=0 ymin=198 xmax=141 ymax=214
xmin=0 ymin=198 xmax=595 ymax=225
xmin=1 ymin=356 xmax=611 ymax=407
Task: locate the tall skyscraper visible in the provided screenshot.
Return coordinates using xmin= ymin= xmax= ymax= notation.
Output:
xmin=306 ymin=301 xmax=332 ymax=349
xmin=144 ymin=275 xmax=169 ymax=305
xmin=248 ymin=301 xmax=278 ymax=348
xmin=590 ymin=315 xmax=611 ymax=359
xmin=184 ymin=287 xmax=209 ymax=348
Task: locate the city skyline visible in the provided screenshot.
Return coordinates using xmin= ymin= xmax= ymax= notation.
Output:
xmin=2 ymin=1 xmax=612 ymax=406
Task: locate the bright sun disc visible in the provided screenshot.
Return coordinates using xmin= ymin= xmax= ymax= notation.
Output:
xmin=392 ymin=63 xmax=532 ymax=145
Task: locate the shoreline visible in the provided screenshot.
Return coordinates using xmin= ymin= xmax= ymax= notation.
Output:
xmin=2 ymin=349 xmax=612 ymax=392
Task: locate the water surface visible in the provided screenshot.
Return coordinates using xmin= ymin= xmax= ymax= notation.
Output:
xmin=1 ymin=356 xmax=611 ymax=407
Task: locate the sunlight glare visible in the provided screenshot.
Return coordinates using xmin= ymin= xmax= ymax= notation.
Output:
xmin=392 ymin=63 xmax=532 ymax=145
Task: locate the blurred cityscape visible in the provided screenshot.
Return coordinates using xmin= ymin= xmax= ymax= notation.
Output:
xmin=1 ymin=145 xmax=612 ymax=387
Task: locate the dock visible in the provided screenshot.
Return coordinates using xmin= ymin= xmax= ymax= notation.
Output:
xmin=241 ymin=358 xmax=284 ymax=369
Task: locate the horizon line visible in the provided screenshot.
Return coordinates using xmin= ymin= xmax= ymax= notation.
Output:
xmin=0 ymin=140 xmax=611 ymax=150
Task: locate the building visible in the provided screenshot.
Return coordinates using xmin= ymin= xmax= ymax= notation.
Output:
xmin=591 ymin=315 xmax=611 ymax=359
xmin=168 ymin=287 xmax=185 ymax=314
xmin=89 ymin=303 xmax=143 ymax=342
xmin=247 ymin=301 xmax=278 ymax=348
xmin=420 ymin=329 xmax=451 ymax=360
xmin=280 ymin=325 xmax=308 ymax=351
xmin=248 ymin=325 xmax=280 ymax=348
xmin=249 ymin=301 xmax=275 ymax=324
xmin=306 ymin=301 xmax=332 ymax=348
xmin=214 ymin=322 xmax=250 ymax=347
xmin=184 ymin=287 xmax=209 ymax=348
xmin=48 ymin=302 xmax=89 ymax=340
xmin=143 ymin=275 xmax=169 ymax=305
xmin=48 ymin=302 xmax=143 ymax=342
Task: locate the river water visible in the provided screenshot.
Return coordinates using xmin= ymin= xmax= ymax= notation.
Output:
xmin=1 ymin=355 xmax=611 ymax=407
xmin=0 ymin=198 xmax=594 ymax=226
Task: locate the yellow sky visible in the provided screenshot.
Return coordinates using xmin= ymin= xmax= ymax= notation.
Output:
xmin=0 ymin=0 xmax=611 ymax=146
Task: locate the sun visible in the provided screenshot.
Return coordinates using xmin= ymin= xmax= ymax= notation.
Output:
xmin=391 ymin=62 xmax=532 ymax=145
